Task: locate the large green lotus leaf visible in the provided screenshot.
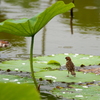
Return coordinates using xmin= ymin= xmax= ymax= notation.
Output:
xmin=0 ymin=82 xmax=40 ymax=100
xmin=35 ymin=71 xmax=100 ymax=83
xmin=0 ymin=1 xmax=74 ymax=37
xmin=52 ymin=85 xmax=100 ymax=100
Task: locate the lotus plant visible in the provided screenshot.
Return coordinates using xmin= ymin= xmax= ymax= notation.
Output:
xmin=0 ymin=1 xmax=75 ymax=91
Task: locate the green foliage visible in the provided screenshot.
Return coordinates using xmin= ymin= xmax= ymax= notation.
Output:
xmin=47 ymin=60 xmax=61 ymax=66
xmin=0 ymin=82 xmax=40 ymax=100
xmin=0 ymin=59 xmax=59 ymax=72
xmin=0 ymin=53 xmax=100 ymax=99
xmin=0 ymin=54 xmax=100 ymax=72
xmin=0 ymin=1 xmax=75 ymax=91
xmin=0 ymin=1 xmax=74 ymax=37
xmin=52 ymin=85 xmax=100 ymax=100
xmin=35 ymin=71 xmax=100 ymax=83
xmin=35 ymin=53 xmax=100 ymax=66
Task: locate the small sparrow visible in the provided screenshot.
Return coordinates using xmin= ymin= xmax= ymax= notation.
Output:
xmin=0 ymin=40 xmax=10 ymax=48
xmin=65 ymin=56 xmax=76 ymax=77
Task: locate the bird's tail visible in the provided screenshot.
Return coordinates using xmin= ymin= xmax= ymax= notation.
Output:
xmin=71 ymin=71 xmax=76 ymax=77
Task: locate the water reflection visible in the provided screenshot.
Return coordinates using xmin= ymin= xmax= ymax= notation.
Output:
xmin=0 ymin=0 xmax=100 ymax=58
xmin=70 ymin=0 xmax=74 ymax=34
xmin=3 ymin=0 xmax=39 ymax=8
xmin=41 ymin=0 xmax=53 ymax=55
xmin=42 ymin=26 xmax=46 ymax=55
xmin=0 ymin=13 xmax=6 ymax=22
xmin=60 ymin=0 xmax=100 ymax=35
xmin=0 ymin=32 xmax=27 ymax=58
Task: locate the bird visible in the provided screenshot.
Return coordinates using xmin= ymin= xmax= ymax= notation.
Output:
xmin=0 ymin=40 xmax=10 ymax=48
xmin=65 ymin=56 xmax=76 ymax=77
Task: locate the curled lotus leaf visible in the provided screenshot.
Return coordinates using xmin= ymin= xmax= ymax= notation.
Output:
xmin=0 ymin=1 xmax=74 ymax=37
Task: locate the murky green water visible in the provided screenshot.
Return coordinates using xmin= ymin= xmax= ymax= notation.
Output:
xmin=0 ymin=0 xmax=100 ymax=59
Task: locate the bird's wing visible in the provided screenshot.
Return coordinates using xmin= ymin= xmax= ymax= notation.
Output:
xmin=66 ymin=61 xmax=75 ymax=71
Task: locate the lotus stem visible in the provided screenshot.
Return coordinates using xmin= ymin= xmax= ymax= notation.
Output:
xmin=30 ymin=35 xmax=38 ymax=90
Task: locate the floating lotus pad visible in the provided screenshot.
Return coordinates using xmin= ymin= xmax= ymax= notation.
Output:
xmin=35 ymin=70 xmax=100 ymax=83
xmin=0 ymin=74 xmax=32 ymax=83
xmin=0 ymin=59 xmax=59 ymax=72
xmin=0 ymin=54 xmax=100 ymax=72
xmin=36 ymin=53 xmax=100 ymax=66
xmin=52 ymin=85 xmax=100 ymax=100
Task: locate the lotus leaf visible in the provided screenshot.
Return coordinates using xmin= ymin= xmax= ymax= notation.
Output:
xmin=47 ymin=60 xmax=61 ymax=66
xmin=0 ymin=74 xmax=32 ymax=83
xmin=0 ymin=82 xmax=40 ymax=100
xmin=0 ymin=54 xmax=100 ymax=72
xmin=52 ymin=85 xmax=100 ymax=100
xmin=0 ymin=1 xmax=74 ymax=37
xmin=35 ymin=53 xmax=100 ymax=66
xmin=35 ymin=71 xmax=100 ymax=83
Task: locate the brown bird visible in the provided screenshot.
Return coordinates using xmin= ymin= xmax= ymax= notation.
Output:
xmin=0 ymin=40 xmax=10 ymax=48
xmin=65 ymin=56 xmax=76 ymax=77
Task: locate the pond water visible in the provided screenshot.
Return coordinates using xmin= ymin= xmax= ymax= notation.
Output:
xmin=0 ymin=0 xmax=100 ymax=59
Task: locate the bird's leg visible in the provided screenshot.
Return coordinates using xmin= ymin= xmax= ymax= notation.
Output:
xmin=67 ymin=70 xmax=69 ymax=77
xmin=74 ymin=75 xmax=76 ymax=77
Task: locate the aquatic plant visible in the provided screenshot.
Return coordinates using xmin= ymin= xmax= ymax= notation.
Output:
xmin=0 ymin=1 xmax=75 ymax=91
xmin=0 ymin=83 xmax=40 ymax=100
xmin=0 ymin=53 xmax=100 ymax=99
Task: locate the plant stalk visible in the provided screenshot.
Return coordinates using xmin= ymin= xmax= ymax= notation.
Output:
xmin=30 ymin=35 xmax=38 ymax=90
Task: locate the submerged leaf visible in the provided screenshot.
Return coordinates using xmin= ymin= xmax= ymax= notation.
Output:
xmin=0 ymin=1 xmax=75 ymax=37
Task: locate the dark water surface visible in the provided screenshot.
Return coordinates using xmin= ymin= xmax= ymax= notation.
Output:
xmin=0 ymin=0 xmax=100 ymax=59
